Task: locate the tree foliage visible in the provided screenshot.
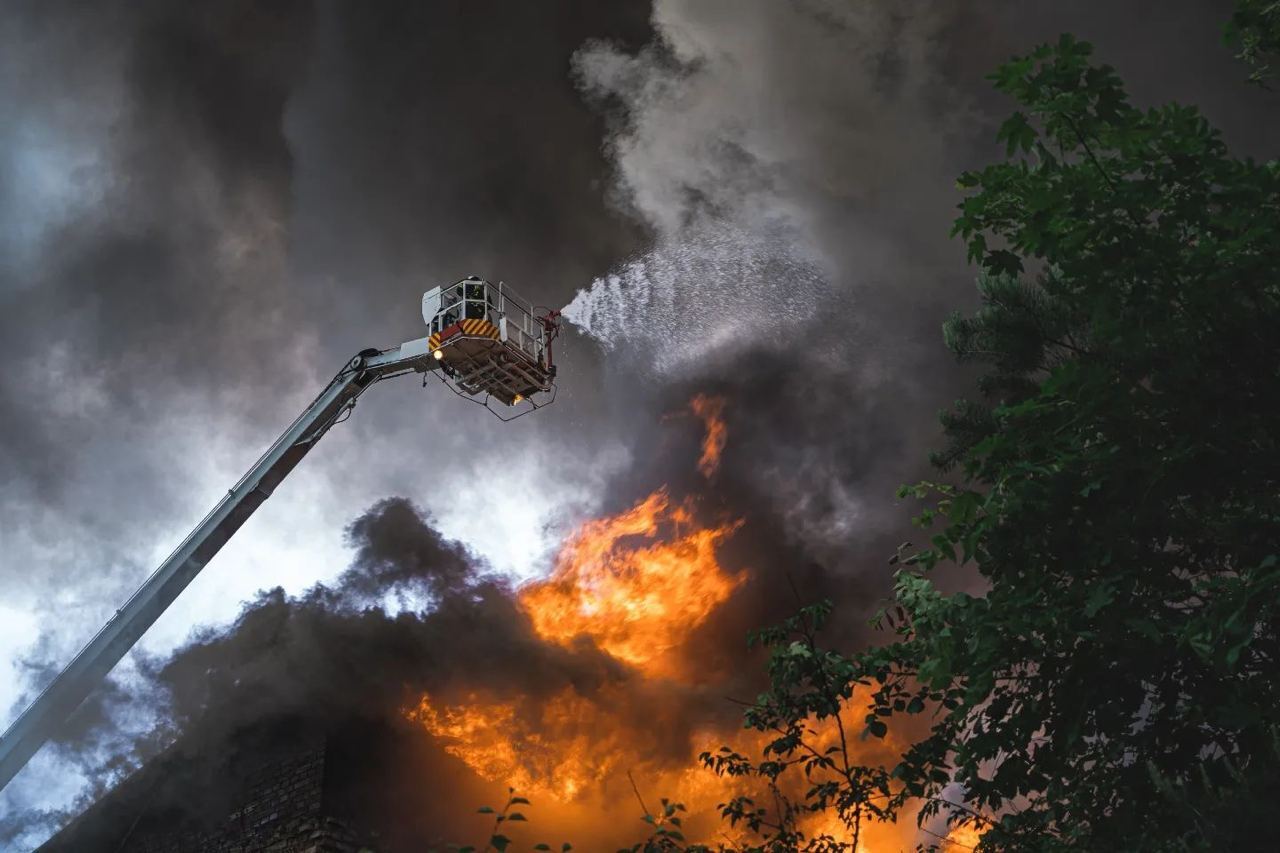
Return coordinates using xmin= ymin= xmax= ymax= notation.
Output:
xmin=699 ymin=600 xmax=893 ymax=853
xmin=438 ymin=789 xmax=572 ymax=853
xmin=843 ymin=32 xmax=1280 ymax=850
xmin=1226 ymin=0 xmax=1280 ymax=83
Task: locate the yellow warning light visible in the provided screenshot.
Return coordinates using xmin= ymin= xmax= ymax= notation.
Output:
xmin=432 ymin=349 xmax=444 ymax=361
xmin=511 ymin=394 xmax=524 ymax=405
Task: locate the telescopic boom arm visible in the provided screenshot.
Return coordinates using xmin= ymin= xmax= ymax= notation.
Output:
xmin=0 ymin=336 xmax=439 ymax=794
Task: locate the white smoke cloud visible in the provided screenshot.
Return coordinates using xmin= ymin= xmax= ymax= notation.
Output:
xmin=560 ymin=0 xmax=973 ymax=384
xmin=564 ymin=0 xmax=975 ymax=571
xmin=573 ymin=0 xmax=966 ymax=249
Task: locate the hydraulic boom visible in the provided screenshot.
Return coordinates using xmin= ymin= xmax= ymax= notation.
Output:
xmin=0 ymin=336 xmax=440 ymax=793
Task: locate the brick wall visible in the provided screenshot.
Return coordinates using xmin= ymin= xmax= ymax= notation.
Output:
xmin=40 ymin=728 xmax=378 ymax=853
xmin=40 ymin=715 xmax=471 ymax=852
xmin=121 ymin=747 xmax=359 ymax=853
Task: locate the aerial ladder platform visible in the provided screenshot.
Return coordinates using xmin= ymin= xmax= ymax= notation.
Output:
xmin=0 ymin=277 xmax=560 ymax=793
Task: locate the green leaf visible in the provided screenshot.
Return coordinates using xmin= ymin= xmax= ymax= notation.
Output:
xmin=1084 ymin=583 xmax=1114 ymax=617
xmin=997 ymin=111 xmax=1038 ymax=154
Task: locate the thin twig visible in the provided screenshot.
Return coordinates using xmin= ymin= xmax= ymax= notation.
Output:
xmin=918 ymin=824 xmax=978 ymax=850
xmin=627 ymin=769 xmax=653 ymax=819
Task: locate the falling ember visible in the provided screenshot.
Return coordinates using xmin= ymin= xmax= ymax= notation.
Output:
xmin=689 ymin=394 xmax=727 ymax=478
xmin=519 ymin=488 xmax=742 ymax=674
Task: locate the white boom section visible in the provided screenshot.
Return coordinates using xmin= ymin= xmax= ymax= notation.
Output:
xmin=0 ymin=337 xmax=438 ymax=794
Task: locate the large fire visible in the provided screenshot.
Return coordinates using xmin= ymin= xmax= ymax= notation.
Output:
xmin=519 ymin=488 xmax=742 ymax=674
xmin=520 ymin=393 xmax=739 ymax=674
xmin=407 ymin=397 xmax=924 ymax=849
xmin=406 ymin=687 xmax=634 ymax=801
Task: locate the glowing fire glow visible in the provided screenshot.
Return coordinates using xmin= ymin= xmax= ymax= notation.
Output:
xmin=407 ymin=688 xmax=632 ymax=801
xmin=409 ymin=394 xmax=743 ymax=817
xmin=518 ymin=488 xmax=741 ymax=672
xmin=405 ymin=395 xmax=921 ymax=847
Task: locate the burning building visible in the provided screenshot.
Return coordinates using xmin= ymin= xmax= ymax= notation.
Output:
xmin=34 ymin=398 xmax=926 ymax=851
xmin=4 ymin=1 xmax=1266 ymax=850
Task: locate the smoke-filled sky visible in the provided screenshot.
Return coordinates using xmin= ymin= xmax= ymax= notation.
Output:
xmin=1 ymin=1 xmax=1277 ymax=849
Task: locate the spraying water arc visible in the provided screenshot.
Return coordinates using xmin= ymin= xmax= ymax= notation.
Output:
xmin=560 ymin=223 xmax=829 ymax=375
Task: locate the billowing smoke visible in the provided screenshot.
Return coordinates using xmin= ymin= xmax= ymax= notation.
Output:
xmin=148 ymin=497 xmax=725 ymax=770
xmin=562 ymin=0 xmax=1277 ymax=575
xmin=1 ymin=0 xmax=651 ymax=830
xmin=25 ymin=415 xmax=819 ymax=850
xmin=564 ymin=0 xmax=978 ymax=581
xmin=3 ymin=0 xmax=1276 ymax=849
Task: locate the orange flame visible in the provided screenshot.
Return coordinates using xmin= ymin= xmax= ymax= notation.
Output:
xmin=689 ymin=394 xmax=727 ymax=478
xmin=406 ymin=396 xmax=922 ymax=847
xmin=518 ymin=488 xmax=741 ymax=675
xmin=407 ymin=688 xmax=631 ymax=801
xmin=407 ymin=396 xmax=742 ymax=811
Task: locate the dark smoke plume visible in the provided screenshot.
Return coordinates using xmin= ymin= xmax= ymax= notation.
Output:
xmin=4 ymin=0 xmax=1278 ymax=849
xmin=28 ymin=491 xmax=754 ymax=850
xmin=1 ymin=1 xmax=652 ymax=828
